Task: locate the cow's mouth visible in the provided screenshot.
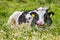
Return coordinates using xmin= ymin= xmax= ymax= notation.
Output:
xmin=37 ymin=23 xmax=44 ymax=26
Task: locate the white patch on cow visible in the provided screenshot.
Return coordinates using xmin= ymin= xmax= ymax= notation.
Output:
xmin=7 ymin=11 xmax=23 ymax=28
xmin=37 ymin=11 xmax=45 ymax=25
xmin=37 ymin=7 xmax=49 ymax=11
xmin=25 ymin=13 xmax=33 ymax=25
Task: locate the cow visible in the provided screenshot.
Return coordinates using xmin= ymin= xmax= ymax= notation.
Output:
xmin=7 ymin=7 xmax=54 ymax=28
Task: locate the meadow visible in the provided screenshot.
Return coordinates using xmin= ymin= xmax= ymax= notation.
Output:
xmin=0 ymin=0 xmax=60 ymax=40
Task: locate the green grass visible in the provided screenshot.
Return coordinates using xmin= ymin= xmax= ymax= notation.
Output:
xmin=0 ymin=0 xmax=60 ymax=40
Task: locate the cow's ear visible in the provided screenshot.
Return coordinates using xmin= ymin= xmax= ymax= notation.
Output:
xmin=48 ymin=11 xmax=54 ymax=17
xmin=46 ymin=7 xmax=50 ymax=11
xmin=35 ymin=8 xmax=38 ymax=11
xmin=30 ymin=12 xmax=36 ymax=17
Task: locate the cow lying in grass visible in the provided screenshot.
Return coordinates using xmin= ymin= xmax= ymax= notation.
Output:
xmin=7 ymin=7 xmax=54 ymax=28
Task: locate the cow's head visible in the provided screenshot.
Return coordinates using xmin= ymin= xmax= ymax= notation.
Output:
xmin=35 ymin=7 xmax=54 ymax=26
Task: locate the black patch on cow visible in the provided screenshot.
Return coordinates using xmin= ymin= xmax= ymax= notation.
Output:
xmin=30 ymin=12 xmax=39 ymax=26
xmin=44 ymin=12 xmax=53 ymax=25
xmin=18 ymin=10 xmax=33 ymax=24
xmin=18 ymin=14 xmax=26 ymax=24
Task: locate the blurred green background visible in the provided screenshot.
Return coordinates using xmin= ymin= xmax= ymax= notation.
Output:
xmin=0 ymin=0 xmax=60 ymax=40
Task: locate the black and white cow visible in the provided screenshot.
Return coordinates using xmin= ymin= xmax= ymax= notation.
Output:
xmin=7 ymin=7 xmax=54 ymax=28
